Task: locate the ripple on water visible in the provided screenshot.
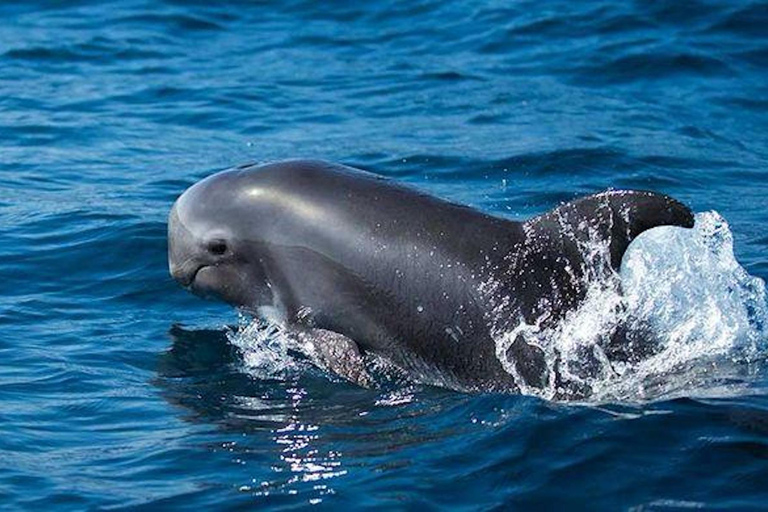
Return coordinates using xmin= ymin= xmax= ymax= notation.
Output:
xmin=1 ymin=0 xmax=768 ymax=508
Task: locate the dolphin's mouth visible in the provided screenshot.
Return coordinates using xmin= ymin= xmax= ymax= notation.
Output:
xmin=186 ymin=264 xmax=210 ymax=289
xmin=170 ymin=262 xmax=210 ymax=288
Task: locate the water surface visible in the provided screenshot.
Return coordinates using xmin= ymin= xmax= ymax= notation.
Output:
xmin=2 ymin=0 xmax=768 ymax=509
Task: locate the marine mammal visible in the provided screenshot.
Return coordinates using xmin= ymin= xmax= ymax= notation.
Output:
xmin=168 ymin=159 xmax=694 ymax=394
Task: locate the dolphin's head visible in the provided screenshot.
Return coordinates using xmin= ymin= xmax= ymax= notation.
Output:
xmin=168 ymin=167 xmax=273 ymax=309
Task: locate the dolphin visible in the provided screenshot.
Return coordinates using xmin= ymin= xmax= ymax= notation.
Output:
xmin=168 ymin=159 xmax=693 ymax=394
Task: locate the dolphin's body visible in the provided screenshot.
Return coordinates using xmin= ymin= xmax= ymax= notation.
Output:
xmin=168 ymin=160 xmax=694 ymax=393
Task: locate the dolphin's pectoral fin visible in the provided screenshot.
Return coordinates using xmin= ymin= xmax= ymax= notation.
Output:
xmin=505 ymin=335 xmax=548 ymax=390
xmin=295 ymin=328 xmax=374 ymax=388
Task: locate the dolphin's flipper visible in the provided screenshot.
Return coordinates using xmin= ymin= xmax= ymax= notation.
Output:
xmin=293 ymin=328 xmax=374 ymax=388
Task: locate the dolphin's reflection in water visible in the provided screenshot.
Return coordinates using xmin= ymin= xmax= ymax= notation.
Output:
xmin=156 ymin=324 xmax=466 ymax=502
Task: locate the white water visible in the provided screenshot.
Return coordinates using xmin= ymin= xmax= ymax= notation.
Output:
xmin=494 ymin=211 xmax=768 ymax=402
xmin=225 ymin=309 xmax=314 ymax=380
xmin=607 ymin=211 xmax=767 ymax=401
xmin=226 ymin=211 xmax=768 ymax=402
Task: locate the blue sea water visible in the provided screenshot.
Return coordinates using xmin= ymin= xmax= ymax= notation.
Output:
xmin=2 ymin=0 xmax=768 ymax=509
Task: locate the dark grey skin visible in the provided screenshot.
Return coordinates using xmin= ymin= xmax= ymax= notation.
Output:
xmin=168 ymin=159 xmax=694 ymax=394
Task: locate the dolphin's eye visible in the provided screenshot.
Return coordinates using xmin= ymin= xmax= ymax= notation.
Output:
xmin=206 ymin=239 xmax=228 ymax=256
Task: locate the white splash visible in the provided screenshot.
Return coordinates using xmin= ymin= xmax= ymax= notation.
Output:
xmin=605 ymin=210 xmax=767 ymax=401
xmin=495 ymin=211 xmax=768 ymax=403
xmin=225 ymin=311 xmax=314 ymax=379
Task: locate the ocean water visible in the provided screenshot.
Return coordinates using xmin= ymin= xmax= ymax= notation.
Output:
xmin=2 ymin=0 xmax=768 ymax=509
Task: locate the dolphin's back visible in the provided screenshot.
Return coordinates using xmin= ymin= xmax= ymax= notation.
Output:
xmin=498 ymin=190 xmax=694 ymax=392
